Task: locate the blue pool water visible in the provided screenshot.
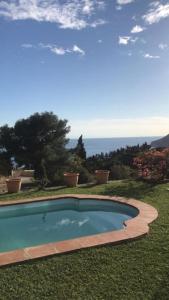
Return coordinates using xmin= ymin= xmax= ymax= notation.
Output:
xmin=0 ymin=198 xmax=138 ymax=252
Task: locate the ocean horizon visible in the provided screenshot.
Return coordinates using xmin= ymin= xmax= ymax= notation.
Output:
xmin=67 ymin=136 xmax=161 ymax=157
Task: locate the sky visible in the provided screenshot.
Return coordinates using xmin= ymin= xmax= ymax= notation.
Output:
xmin=0 ymin=0 xmax=169 ymax=138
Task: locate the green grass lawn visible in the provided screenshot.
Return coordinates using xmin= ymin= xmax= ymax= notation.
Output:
xmin=0 ymin=180 xmax=169 ymax=300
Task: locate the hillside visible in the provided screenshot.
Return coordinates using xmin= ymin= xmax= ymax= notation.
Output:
xmin=151 ymin=134 xmax=169 ymax=148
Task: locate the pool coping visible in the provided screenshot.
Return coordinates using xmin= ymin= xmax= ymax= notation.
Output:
xmin=0 ymin=194 xmax=158 ymax=267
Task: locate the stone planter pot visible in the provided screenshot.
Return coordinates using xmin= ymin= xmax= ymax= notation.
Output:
xmin=64 ymin=173 xmax=79 ymax=187
xmin=95 ymin=170 xmax=110 ymax=184
xmin=6 ymin=178 xmax=22 ymax=193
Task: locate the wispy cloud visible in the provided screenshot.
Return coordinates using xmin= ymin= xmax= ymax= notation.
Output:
xmin=72 ymin=45 xmax=85 ymax=56
xmin=0 ymin=0 xmax=106 ymax=30
xmin=143 ymin=53 xmax=160 ymax=59
xmin=21 ymin=43 xmax=34 ymax=48
xmin=48 ymin=47 xmax=66 ymax=56
xmin=116 ymin=0 xmax=135 ymax=5
xmin=131 ymin=25 xmax=145 ymax=33
xmin=119 ymin=36 xmax=138 ymax=45
xmin=90 ymin=19 xmax=107 ymax=28
xmin=158 ymin=43 xmax=168 ymax=50
xmin=22 ymin=43 xmax=85 ymax=56
xmin=83 ymin=0 xmax=105 ymax=13
xmin=116 ymin=0 xmax=135 ymax=10
xmin=116 ymin=6 xmax=122 ymax=11
xmin=143 ymin=2 xmax=169 ymax=25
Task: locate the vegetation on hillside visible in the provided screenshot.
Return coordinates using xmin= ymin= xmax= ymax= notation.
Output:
xmin=0 ymin=111 xmax=169 ymax=188
xmin=85 ymin=143 xmax=151 ymax=180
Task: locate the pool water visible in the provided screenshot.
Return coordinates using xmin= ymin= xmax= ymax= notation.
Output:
xmin=0 ymin=198 xmax=138 ymax=252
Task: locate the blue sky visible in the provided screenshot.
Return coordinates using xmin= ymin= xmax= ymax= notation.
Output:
xmin=0 ymin=0 xmax=169 ymax=138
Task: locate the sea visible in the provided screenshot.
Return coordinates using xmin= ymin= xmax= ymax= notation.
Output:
xmin=67 ymin=137 xmax=160 ymax=157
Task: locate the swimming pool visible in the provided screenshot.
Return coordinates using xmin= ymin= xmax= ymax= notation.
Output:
xmin=0 ymin=197 xmax=138 ymax=253
xmin=0 ymin=195 xmax=158 ymax=266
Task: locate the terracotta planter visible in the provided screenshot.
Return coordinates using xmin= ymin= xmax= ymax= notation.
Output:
xmin=64 ymin=172 xmax=79 ymax=187
xmin=6 ymin=178 xmax=22 ymax=193
xmin=95 ymin=170 xmax=110 ymax=184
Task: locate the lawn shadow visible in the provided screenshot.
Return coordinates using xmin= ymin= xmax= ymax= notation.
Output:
xmin=100 ymin=181 xmax=156 ymax=199
xmin=45 ymin=186 xmax=68 ymax=193
xmin=79 ymin=182 xmax=98 ymax=189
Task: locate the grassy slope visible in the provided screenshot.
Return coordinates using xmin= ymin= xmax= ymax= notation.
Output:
xmin=0 ymin=180 xmax=169 ymax=300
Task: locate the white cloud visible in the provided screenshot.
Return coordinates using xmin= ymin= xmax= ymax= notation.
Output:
xmin=119 ymin=36 xmax=131 ymax=45
xmin=38 ymin=43 xmax=66 ymax=55
xmin=22 ymin=43 xmax=85 ymax=56
xmin=143 ymin=53 xmax=160 ymax=59
xmin=72 ymin=45 xmax=85 ymax=56
xmin=116 ymin=0 xmax=135 ymax=5
xmin=131 ymin=25 xmax=145 ymax=33
xmin=0 ymin=0 xmax=106 ymax=30
xmin=69 ymin=117 xmax=169 ymax=138
xmin=82 ymin=0 xmax=105 ymax=14
xmin=50 ymin=47 xmax=66 ymax=56
xmin=159 ymin=43 xmax=168 ymax=50
xmin=119 ymin=36 xmax=138 ymax=45
xmin=90 ymin=19 xmax=107 ymax=28
xmin=143 ymin=2 xmax=169 ymax=25
xmin=83 ymin=0 xmax=95 ymax=14
xmin=116 ymin=0 xmax=135 ymax=10
xmin=98 ymin=39 xmax=103 ymax=43
xmin=41 ymin=43 xmax=85 ymax=56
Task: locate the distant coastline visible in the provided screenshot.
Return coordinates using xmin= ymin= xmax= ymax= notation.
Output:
xmin=67 ymin=136 xmax=161 ymax=157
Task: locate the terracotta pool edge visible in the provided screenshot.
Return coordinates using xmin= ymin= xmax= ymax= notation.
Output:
xmin=0 ymin=194 xmax=158 ymax=267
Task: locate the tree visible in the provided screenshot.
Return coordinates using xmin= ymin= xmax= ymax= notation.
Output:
xmin=0 ymin=112 xmax=70 ymax=185
xmin=0 ymin=154 xmax=12 ymax=176
xmin=75 ymin=135 xmax=86 ymax=160
xmin=0 ymin=125 xmax=16 ymax=175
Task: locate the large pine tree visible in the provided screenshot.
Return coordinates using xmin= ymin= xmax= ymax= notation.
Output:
xmin=0 ymin=112 xmax=70 ymax=184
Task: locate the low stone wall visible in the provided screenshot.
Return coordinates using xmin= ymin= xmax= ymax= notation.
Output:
xmin=0 ymin=176 xmax=7 ymax=184
xmin=12 ymin=170 xmax=34 ymax=178
xmin=0 ymin=177 xmax=8 ymax=193
xmin=0 ymin=183 xmax=7 ymax=193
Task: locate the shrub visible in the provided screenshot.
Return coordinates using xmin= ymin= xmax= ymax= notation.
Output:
xmin=110 ymin=164 xmax=133 ymax=180
xmin=78 ymin=166 xmax=94 ymax=184
xmin=133 ymin=148 xmax=169 ymax=182
xmin=64 ymin=154 xmax=93 ymax=184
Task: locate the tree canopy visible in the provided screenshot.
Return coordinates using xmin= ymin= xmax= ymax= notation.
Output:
xmin=0 ymin=112 xmax=70 ymax=184
xmin=74 ymin=135 xmax=86 ymax=160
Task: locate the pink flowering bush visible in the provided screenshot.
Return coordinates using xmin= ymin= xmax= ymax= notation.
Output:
xmin=133 ymin=148 xmax=169 ymax=182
